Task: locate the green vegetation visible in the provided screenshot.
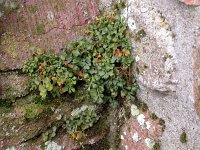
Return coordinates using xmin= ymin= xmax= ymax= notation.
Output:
xmin=112 ymin=0 xmax=126 ymax=14
xmin=42 ymin=126 xmax=57 ymax=142
xmin=0 ymin=100 xmax=12 ymax=114
xmin=153 ymin=143 xmax=161 ymax=150
xmin=28 ymin=5 xmax=38 ymax=14
xmin=34 ymin=22 xmax=46 ymax=35
xmin=180 ymin=131 xmax=187 ymax=144
xmin=134 ymin=99 xmax=148 ymax=112
xmin=0 ymin=32 xmax=18 ymax=58
xmin=159 ymin=118 xmax=166 ymax=131
xmin=63 ymin=105 xmax=99 ymax=140
xmin=23 ymin=13 xmax=137 ymax=105
xmin=24 ymin=103 xmax=45 ymax=121
xmin=151 ymin=113 xmax=158 ymax=120
xmin=0 ymin=0 xmax=17 ymax=17
xmin=23 ymin=13 xmax=137 ymax=140
xmin=135 ymin=29 xmax=146 ymax=42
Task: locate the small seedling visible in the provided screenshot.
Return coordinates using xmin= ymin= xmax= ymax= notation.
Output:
xmin=112 ymin=0 xmax=126 ymax=14
xmin=180 ymin=131 xmax=187 ymax=144
xmin=134 ymin=99 xmax=148 ymax=112
xmin=159 ymin=118 xmax=166 ymax=131
xmin=153 ymin=143 xmax=161 ymax=150
xmin=159 ymin=119 xmax=165 ymax=126
xmin=135 ymin=29 xmax=146 ymax=42
xmin=42 ymin=126 xmax=57 ymax=142
xmin=141 ymin=102 xmax=148 ymax=112
xmin=151 ymin=113 xmax=158 ymax=120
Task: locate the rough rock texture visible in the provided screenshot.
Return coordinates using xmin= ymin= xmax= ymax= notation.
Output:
xmin=0 ymin=0 xmax=98 ymax=70
xmin=193 ymin=35 xmax=200 ymax=116
xmin=0 ymin=72 xmax=30 ymax=100
xmin=0 ymin=95 xmax=107 ymax=149
xmin=121 ymin=0 xmax=200 ymax=149
xmin=0 ymin=0 xmax=102 ymax=149
xmin=0 ymin=96 xmax=74 ymax=148
xmin=120 ymin=107 xmax=163 ymax=150
xmin=1 ymin=0 xmax=200 ymax=149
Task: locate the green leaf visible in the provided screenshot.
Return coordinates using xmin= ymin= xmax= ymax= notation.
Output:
xmin=72 ymin=50 xmax=80 ymax=57
xmin=39 ymin=84 xmax=46 ymax=92
xmin=34 ymin=78 xmax=40 ymax=85
xmin=90 ymin=89 xmax=97 ymax=99
xmin=46 ymin=84 xmax=53 ymax=91
xmin=43 ymin=77 xmax=51 ymax=85
xmin=62 ymin=86 xmax=69 ymax=93
xmin=98 ymin=71 xmax=105 ymax=76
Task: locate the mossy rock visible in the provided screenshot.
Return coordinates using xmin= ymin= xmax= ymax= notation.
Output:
xmin=0 ymin=72 xmax=30 ymax=100
xmin=0 ymin=94 xmax=76 ymax=148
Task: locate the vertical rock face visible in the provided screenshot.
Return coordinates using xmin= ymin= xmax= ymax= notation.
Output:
xmin=121 ymin=0 xmax=200 ymax=149
xmin=0 ymin=0 xmax=99 ymax=71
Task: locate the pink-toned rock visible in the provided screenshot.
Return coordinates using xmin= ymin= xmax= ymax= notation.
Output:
xmin=180 ymin=0 xmax=200 ymax=5
xmin=120 ymin=111 xmax=163 ymax=150
xmin=0 ymin=0 xmax=99 ymax=71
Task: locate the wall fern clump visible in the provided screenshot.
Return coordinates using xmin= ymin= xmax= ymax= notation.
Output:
xmin=23 ymin=13 xmax=137 ymax=105
xmin=23 ymin=13 xmax=138 ymax=136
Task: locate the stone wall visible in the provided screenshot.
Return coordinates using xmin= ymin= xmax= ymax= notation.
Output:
xmin=121 ymin=0 xmax=200 ymax=149
xmin=1 ymin=0 xmax=200 ymax=149
xmin=0 ymin=0 xmax=101 ymax=149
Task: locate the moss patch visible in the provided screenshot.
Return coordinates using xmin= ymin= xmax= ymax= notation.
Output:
xmin=180 ymin=131 xmax=187 ymax=144
xmin=159 ymin=118 xmax=166 ymax=131
xmin=0 ymin=32 xmax=18 ymax=58
xmin=27 ymin=5 xmax=38 ymax=14
xmin=24 ymin=103 xmax=45 ymax=121
xmin=150 ymin=113 xmax=158 ymax=120
xmin=135 ymin=29 xmax=146 ymax=42
xmin=153 ymin=143 xmax=161 ymax=150
xmin=134 ymin=99 xmax=148 ymax=112
xmin=34 ymin=22 xmax=46 ymax=35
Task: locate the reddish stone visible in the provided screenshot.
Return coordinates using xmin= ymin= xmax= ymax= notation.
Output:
xmin=182 ymin=0 xmax=200 ymax=5
xmin=0 ymin=0 xmax=99 ymax=71
xmin=120 ymin=111 xmax=163 ymax=150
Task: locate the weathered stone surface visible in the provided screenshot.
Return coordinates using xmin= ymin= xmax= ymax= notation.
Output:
xmin=121 ymin=0 xmax=200 ymax=150
xmin=0 ymin=96 xmax=75 ymax=149
xmin=0 ymin=72 xmax=30 ymax=100
xmin=0 ymin=0 xmax=99 ymax=70
xmin=193 ymin=34 xmax=200 ymax=116
xmin=120 ymin=110 xmax=163 ymax=150
xmin=6 ymin=129 xmax=106 ymax=150
xmin=0 ymin=95 xmax=108 ymax=149
xmin=1 ymin=0 xmax=200 ymax=149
